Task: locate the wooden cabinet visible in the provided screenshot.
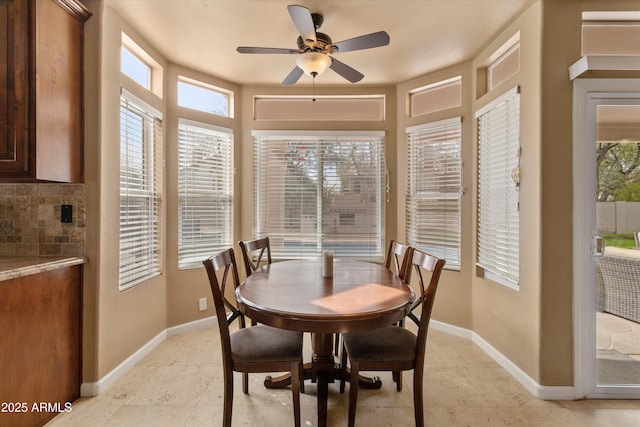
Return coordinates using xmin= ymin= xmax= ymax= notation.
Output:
xmin=0 ymin=0 xmax=91 ymax=182
xmin=0 ymin=0 xmax=30 ymax=175
xmin=0 ymin=265 xmax=82 ymax=427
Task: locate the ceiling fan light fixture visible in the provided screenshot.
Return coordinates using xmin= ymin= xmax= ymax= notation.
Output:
xmin=238 ymin=5 xmax=388 ymax=85
xmin=296 ymin=52 xmax=332 ymax=77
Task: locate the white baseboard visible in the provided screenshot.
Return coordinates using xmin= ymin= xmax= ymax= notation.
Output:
xmin=166 ymin=315 xmax=216 ymax=337
xmin=470 ymin=332 xmax=579 ymax=400
xmin=430 ymin=320 xmax=580 ymax=400
xmin=80 ymin=329 xmax=167 ymax=397
xmin=430 ymin=319 xmax=473 ymax=340
xmin=82 ymin=316 xmax=580 ymax=400
xmin=80 ymin=316 xmax=217 ymax=397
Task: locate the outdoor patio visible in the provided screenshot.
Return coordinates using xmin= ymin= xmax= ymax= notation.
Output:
xmin=597 ymin=312 xmax=640 ymax=385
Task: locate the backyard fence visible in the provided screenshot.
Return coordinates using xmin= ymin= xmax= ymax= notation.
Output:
xmin=598 ymin=202 xmax=640 ymax=234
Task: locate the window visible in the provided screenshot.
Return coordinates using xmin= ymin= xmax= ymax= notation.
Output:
xmin=406 ymin=118 xmax=462 ymax=269
xmin=178 ymin=120 xmax=233 ymax=269
xmin=254 ymin=132 xmax=385 ymax=260
xmin=254 ymin=96 xmax=385 ymax=121
xmin=121 ymin=32 xmax=163 ymax=97
xmin=409 ymin=77 xmax=462 ymax=117
xmin=476 ymin=87 xmax=520 ymax=288
xmin=119 ymin=93 xmax=162 ymax=289
xmin=178 ymin=77 xmax=232 ymax=117
xmin=121 ymin=46 xmax=150 ymax=89
xmin=487 ymin=43 xmax=520 ymax=91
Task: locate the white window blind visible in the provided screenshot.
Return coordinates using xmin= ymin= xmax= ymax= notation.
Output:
xmin=406 ymin=118 xmax=462 ymax=269
xmin=476 ymin=88 xmax=520 ymax=288
xmin=178 ymin=120 xmax=233 ymax=269
xmin=254 ymin=132 xmax=385 ymax=260
xmin=119 ymin=94 xmax=162 ymax=289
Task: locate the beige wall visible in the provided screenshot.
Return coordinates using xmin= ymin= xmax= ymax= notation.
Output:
xmin=396 ymin=63 xmax=474 ymax=330
xmin=396 ymin=0 xmax=547 ymax=384
xmin=164 ymin=64 xmax=241 ymax=327
xmin=82 ymin=0 xmax=100 ymax=384
xmin=538 ymin=0 xmax=640 ymax=386
xmin=82 ymin=2 xmax=398 ymax=382
xmin=396 ymin=1 xmax=546 ymax=384
xmin=81 ymin=0 xmax=640 ymax=390
xmin=84 ymin=1 xmax=169 ymax=381
xmin=471 ymin=2 xmax=544 ymax=382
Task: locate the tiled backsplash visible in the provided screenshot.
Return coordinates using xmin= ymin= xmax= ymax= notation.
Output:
xmin=0 ymin=184 xmax=85 ymax=257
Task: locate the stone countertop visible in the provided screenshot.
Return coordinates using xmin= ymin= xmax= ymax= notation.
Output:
xmin=0 ymin=256 xmax=86 ymax=282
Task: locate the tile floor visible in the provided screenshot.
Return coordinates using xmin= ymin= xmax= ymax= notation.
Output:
xmin=47 ymin=322 xmax=640 ymax=427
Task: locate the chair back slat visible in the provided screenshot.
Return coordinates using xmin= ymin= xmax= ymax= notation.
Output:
xmin=385 ymin=240 xmax=411 ymax=280
xmin=239 ymin=237 xmax=272 ymax=276
xmin=405 ymin=248 xmax=446 ymax=368
xmin=203 ymin=249 xmax=246 ymax=365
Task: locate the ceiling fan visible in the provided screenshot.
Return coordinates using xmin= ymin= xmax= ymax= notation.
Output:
xmin=236 ymin=4 xmax=390 ymax=85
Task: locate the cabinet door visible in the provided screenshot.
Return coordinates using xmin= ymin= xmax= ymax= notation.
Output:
xmin=0 ymin=0 xmax=30 ymax=175
xmin=0 ymin=265 xmax=82 ymax=427
xmin=0 ymin=0 xmax=90 ymax=182
xmin=35 ymin=0 xmax=85 ymax=182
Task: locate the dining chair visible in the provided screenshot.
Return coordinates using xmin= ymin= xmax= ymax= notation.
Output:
xmin=238 ymin=237 xmax=273 ymax=327
xmin=384 ymin=240 xmax=413 ymax=326
xmin=339 ymin=248 xmax=446 ymax=427
xmin=333 ymin=240 xmax=412 ymax=355
xmin=203 ymin=248 xmax=303 ymax=427
xmin=384 ymin=240 xmax=413 ymax=388
xmin=333 ymin=240 xmax=413 ymax=357
xmin=238 ymin=236 xmax=307 ymax=393
xmin=238 ymin=236 xmax=272 ymax=277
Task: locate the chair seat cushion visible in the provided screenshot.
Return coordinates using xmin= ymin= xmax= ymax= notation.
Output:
xmin=343 ymin=325 xmax=416 ymax=363
xmin=231 ymin=325 xmax=303 ymax=363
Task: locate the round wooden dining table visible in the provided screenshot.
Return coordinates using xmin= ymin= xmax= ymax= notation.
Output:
xmin=235 ymin=258 xmax=414 ymax=427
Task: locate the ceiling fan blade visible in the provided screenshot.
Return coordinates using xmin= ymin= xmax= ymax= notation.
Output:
xmin=283 ymin=66 xmax=304 ymax=85
xmin=329 ymin=57 xmax=364 ymax=83
xmin=287 ymin=4 xmax=316 ymax=46
xmin=332 ymin=31 xmax=390 ymax=53
xmin=237 ymin=46 xmax=300 ymax=54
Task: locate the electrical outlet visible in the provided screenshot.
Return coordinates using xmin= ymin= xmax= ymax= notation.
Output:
xmin=198 ymin=297 xmax=207 ymax=312
xmin=61 ymin=204 xmax=73 ymax=223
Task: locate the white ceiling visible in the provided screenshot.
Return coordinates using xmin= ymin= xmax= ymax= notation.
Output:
xmin=104 ymin=0 xmax=535 ymax=86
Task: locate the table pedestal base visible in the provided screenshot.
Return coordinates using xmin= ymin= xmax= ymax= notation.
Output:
xmin=263 ymin=333 xmax=381 ymax=427
xmin=264 ymin=363 xmax=382 ymax=389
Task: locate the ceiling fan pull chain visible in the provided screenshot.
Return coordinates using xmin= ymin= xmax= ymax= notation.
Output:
xmin=312 ymin=72 xmax=317 ymax=102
